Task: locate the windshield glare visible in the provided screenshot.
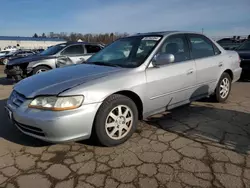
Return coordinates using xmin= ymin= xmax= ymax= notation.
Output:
xmin=40 ymin=44 xmax=66 ymax=55
xmin=237 ymin=40 xmax=250 ymax=50
xmin=87 ymin=36 xmax=162 ymax=68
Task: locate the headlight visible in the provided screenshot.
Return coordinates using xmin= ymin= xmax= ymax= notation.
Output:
xmin=3 ymin=59 xmax=9 ymax=65
xmin=29 ymin=96 xmax=84 ymax=111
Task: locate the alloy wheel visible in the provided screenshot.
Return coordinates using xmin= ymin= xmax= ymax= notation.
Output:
xmin=220 ymin=77 xmax=230 ymax=98
xmin=105 ymin=105 xmax=133 ymax=140
xmin=36 ymin=69 xmax=47 ymax=74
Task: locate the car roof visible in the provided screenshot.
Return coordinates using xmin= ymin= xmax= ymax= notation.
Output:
xmin=133 ymin=31 xmax=202 ymax=36
xmin=59 ymin=42 xmax=102 ymax=46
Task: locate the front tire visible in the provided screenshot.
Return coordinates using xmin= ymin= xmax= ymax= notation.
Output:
xmin=214 ymin=72 xmax=232 ymax=102
xmin=32 ymin=66 xmax=50 ymax=75
xmin=93 ymin=94 xmax=138 ymax=147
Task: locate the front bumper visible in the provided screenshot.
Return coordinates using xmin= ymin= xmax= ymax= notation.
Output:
xmin=6 ymin=97 xmax=101 ymax=143
xmin=4 ymin=64 xmax=30 ymax=80
xmin=4 ymin=67 xmax=22 ymax=76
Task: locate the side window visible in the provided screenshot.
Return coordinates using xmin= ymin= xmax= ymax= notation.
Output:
xmin=158 ymin=34 xmax=191 ymax=63
xmin=213 ymin=44 xmax=221 ymax=55
xmin=25 ymin=52 xmax=34 ymax=56
xmin=16 ymin=52 xmax=25 ymax=56
xmin=188 ymin=35 xmax=215 ymax=59
xmin=61 ymin=45 xmax=85 ymax=56
xmin=85 ymin=45 xmax=102 ymax=53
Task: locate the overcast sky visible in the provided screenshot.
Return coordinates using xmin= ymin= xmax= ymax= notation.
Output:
xmin=1 ymin=0 xmax=250 ymax=37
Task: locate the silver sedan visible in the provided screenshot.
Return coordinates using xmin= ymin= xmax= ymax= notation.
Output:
xmin=6 ymin=31 xmax=242 ymax=146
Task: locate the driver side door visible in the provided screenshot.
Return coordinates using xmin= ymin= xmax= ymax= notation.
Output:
xmin=144 ymin=34 xmax=196 ymax=116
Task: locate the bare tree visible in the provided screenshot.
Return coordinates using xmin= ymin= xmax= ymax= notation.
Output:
xmin=33 ymin=33 xmax=38 ymax=38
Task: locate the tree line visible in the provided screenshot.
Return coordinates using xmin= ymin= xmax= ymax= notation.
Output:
xmin=33 ymin=32 xmax=130 ymax=44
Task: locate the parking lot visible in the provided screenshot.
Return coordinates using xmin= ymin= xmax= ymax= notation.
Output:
xmin=0 ymin=65 xmax=249 ymax=188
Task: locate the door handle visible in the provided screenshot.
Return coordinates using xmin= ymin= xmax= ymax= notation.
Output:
xmin=218 ymin=62 xmax=223 ymax=67
xmin=187 ymin=69 xmax=194 ymax=75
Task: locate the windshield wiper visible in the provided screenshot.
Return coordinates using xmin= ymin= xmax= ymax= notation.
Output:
xmin=87 ymin=61 xmax=121 ymax=67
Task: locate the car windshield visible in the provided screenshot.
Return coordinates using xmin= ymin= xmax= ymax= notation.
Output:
xmin=87 ymin=35 xmax=162 ymax=68
xmin=40 ymin=44 xmax=66 ymax=55
xmin=237 ymin=40 xmax=250 ymax=50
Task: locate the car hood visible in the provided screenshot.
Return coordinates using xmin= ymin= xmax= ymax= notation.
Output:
xmin=8 ymin=55 xmax=55 ymax=65
xmin=14 ymin=64 xmax=123 ymax=98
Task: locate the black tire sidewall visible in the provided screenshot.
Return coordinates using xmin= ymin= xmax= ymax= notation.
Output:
xmin=215 ymin=73 xmax=232 ymax=102
xmin=94 ymin=95 xmax=138 ymax=146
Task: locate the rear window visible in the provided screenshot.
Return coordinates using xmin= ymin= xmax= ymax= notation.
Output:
xmin=188 ymin=34 xmax=215 ymax=59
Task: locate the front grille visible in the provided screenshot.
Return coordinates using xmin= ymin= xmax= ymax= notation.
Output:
xmin=9 ymin=90 xmax=26 ymax=108
xmin=14 ymin=120 xmax=45 ymax=137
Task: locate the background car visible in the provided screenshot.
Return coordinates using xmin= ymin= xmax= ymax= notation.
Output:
xmin=4 ymin=42 xmax=104 ymax=81
xmin=217 ymin=37 xmax=246 ymax=50
xmin=0 ymin=50 xmax=36 ymax=65
xmin=236 ymin=39 xmax=250 ymax=79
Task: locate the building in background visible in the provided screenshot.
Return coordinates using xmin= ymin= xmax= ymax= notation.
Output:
xmin=0 ymin=36 xmax=65 ymax=51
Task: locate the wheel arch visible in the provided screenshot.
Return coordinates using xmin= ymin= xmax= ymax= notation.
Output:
xmin=224 ymin=69 xmax=233 ymax=81
xmin=110 ymin=90 xmax=144 ymax=120
xmin=33 ymin=64 xmax=53 ymax=70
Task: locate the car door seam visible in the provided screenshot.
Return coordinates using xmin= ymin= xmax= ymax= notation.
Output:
xmin=149 ymin=79 xmax=217 ymax=100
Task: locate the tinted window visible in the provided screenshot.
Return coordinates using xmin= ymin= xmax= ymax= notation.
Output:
xmin=188 ymin=35 xmax=215 ymax=59
xmin=16 ymin=52 xmax=26 ymax=56
xmin=40 ymin=44 xmax=67 ymax=55
xmin=237 ymin=40 xmax=250 ymax=50
xmin=62 ymin=45 xmax=85 ymax=56
xmin=24 ymin=52 xmax=34 ymax=56
xmin=85 ymin=45 xmax=102 ymax=53
xmin=158 ymin=34 xmax=190 ymax=62
xmin=217 ymin=39 xmax=232 ymax=44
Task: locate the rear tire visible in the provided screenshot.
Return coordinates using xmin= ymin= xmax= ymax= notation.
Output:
xmin=93 ymin=94 xmax=138 ymax=147
xmin=214 ymin=72 xmax=232 ymax=102
xmin=32 ymin=66 xmax=50 ymax=75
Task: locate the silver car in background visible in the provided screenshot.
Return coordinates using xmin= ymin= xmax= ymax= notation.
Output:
xmin=4 ymin=42 xmax=104 ymax=81
xmin=6 ymin=31 xmax=242 ymax=146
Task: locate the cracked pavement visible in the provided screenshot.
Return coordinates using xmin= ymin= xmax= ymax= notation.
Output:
xmin=0 ymin=67 xmax=249 ymax=188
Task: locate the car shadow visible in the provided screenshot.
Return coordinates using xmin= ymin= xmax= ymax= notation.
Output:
xmin=147 ymin=85 xmax=250 ymax=154
xmin=0 ymin=99 xmax=51 ymax=147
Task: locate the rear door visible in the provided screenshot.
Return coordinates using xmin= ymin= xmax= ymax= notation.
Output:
xmin=145 ymin=34 xmax=196 ymax=114
xmin=187 ymin=34 xmax=223 ymax=98
xmin=60 ymin=44 xmax=86 ymax=65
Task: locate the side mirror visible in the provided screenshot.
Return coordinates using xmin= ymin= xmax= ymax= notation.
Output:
xmin=152 ymin=54 xmax=175 ymax=66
